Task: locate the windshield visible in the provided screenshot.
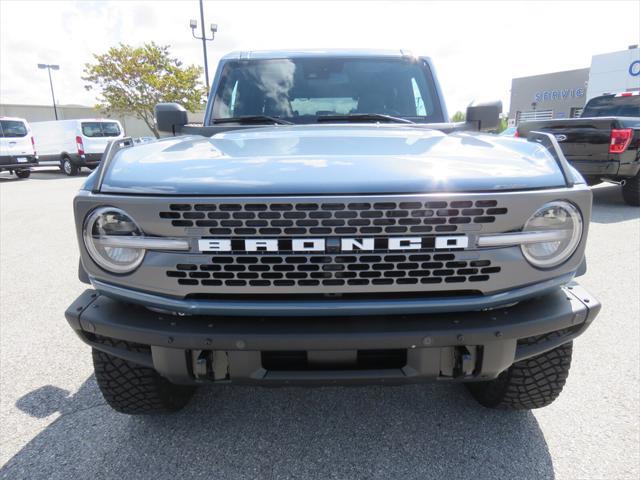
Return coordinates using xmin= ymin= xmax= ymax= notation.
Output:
xmin=81 ymin=122 xmax=121 ymax=137
xmin=211 ymin=57 xmax=444 ymax=124
xmin=581 ymin=95 xmax=640 ymax=117
xmin=0 ymin=120 xmax=28 ymax=138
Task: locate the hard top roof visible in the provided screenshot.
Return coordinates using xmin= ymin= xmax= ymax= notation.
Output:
xmin=220 ymin=48 xmax=418 ymax=60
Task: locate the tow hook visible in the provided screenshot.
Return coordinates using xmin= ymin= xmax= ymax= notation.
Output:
xmin=192 ymin=350 xmax=229 ymax=381
xmin=193 ymin=350 xmax=215 ymax=380
xmin=454 ymin=346 xmax=477 ymax=378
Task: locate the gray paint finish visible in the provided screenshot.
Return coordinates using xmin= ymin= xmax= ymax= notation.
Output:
xmin=98 ymin=125 xmax=567 ymax=195
xmin=73 ymin=186 xmax=592 ymax=305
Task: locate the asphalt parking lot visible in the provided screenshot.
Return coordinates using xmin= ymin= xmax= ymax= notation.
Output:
xmin=0 ymin=169 xmax=638 ymax=480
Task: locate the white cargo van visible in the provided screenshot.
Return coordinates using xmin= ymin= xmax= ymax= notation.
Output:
xmin=31 ymin=119 xmax=124 ymax=176
xmin=0 ymin=117 xmax=38 ymax=179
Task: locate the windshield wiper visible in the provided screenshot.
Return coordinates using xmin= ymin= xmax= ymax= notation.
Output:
xmin=213 ymin=115 xmax=293 ymax=125
xmin=316 ymin=113 xmax=414 ymax=124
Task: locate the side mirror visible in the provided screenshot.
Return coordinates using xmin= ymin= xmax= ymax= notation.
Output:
xmin=465 ymin=101 xmax=502 ymax=131
xmin=155 ymin=103 xmax=188 ymax=135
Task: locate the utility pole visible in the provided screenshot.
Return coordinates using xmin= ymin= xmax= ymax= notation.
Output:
xmin=190 ymin=0 xmax=217 ymax=94
xmin=38 ymin=63 xmax=60 ymax=120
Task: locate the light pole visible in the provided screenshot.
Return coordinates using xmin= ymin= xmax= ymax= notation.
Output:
xmin=190 ymin=0 xmax=217 ymax=94
xmin=38 ymin=63 xmax=60 ymax=120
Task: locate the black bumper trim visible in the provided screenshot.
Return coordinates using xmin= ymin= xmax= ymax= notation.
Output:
xmin=77 ymin=157 xmax=102 ymax=166
xmin=0 ymin=164 xmax=35 ymax=171
xmin=72 ymin=153 xmax=102 ymax=166
xmin=65 ymin=284 xmax=600 ymax=384
xmin=569 ymin=158 xmax=640 ymax=179
xmin=0 ymin=155 xmax=37 ymax=170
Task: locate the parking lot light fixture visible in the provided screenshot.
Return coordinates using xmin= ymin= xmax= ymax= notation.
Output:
xmin=190 ymin=0 xmax=218 ymax=95
xmin=38 ymin=63 xmax=60 ymax=120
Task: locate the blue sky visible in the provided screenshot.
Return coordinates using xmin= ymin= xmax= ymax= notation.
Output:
xmin=1 ymin=0 xmax=638 ymax=115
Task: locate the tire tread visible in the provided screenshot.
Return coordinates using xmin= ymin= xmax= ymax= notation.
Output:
xmin=92 ymin=338 xmax=194 ymax=415
xmin=622 ymin=173 xmax=640 ymax=206
xmin=467 ymin=333 xmax=573 ymax=410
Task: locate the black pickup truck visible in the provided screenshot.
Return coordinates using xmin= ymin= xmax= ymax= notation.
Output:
xmin=518 ymin=92 xmax=640 ymax=206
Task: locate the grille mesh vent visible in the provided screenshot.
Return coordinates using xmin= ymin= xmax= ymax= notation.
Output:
xmin=159 ymin=200 xmax=508 ymax=236
xmin=166 ymin=253 xmax=501 ymax=288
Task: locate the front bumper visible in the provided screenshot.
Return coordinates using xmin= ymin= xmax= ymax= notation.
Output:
xmin=65 ymin=283 xmax=600 ymax=386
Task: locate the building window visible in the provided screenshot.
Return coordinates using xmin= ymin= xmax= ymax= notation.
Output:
xmin=516 ymin=110 xmax=554 ymax=124
xmin=570 ymin=107 xmax=583 ymax=118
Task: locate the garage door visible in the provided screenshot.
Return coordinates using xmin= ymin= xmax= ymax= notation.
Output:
xmin=517 ymin=110 xmax=554 ymax=123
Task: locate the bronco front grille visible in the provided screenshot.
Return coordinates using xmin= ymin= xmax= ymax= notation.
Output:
xmin=165 ymin=253 xmax=501 ymax=289
xmin=159 ymin=200 xmax=508 ymax=236
xmin=79 ymin=189 xmax=588 ymax=298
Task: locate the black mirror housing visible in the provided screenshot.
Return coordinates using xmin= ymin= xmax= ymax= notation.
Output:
xmin=465 ymin=101 xmax=502 ymax=131
xmin=155 ymin=103 xmax=188 ymax=135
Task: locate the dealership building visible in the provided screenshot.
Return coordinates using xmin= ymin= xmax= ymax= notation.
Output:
xmin=509 ymin=46 xmax=640 ymax=126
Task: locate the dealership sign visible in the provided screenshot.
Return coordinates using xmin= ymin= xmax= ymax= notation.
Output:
xmin=534 ymin=88 xmax=585 ymax=102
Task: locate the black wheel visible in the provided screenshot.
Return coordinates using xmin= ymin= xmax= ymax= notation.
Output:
xmin=622 ymin=173 xmax=640 ymax=206
xmin=61 ymin=157 xmax=79 ymax=176
xmin=466 ymin=336 xmax=573 ymax=410
xmin=15 ymin=169 xmax=31 ymax=179
xmin=92 ymin=338 xmax=195 ymax=415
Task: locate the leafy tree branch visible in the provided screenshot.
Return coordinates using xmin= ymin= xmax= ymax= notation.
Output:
xmin=83 ymin=42 xmax=206 ymax=138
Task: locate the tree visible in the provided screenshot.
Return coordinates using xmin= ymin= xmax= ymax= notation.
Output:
xmin=83 ymin=42 xmax=206 ymax=138
xmin=496 ymin=116 xmax=509 ymax=133
xmin=451 ymin=111 xmax=465 ymax=122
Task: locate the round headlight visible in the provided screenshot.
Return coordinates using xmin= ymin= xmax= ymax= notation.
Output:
xmin=521 ymin=201 xmax=583 ymax=268
xmin=83 ymin=207 xmax=145 ymax=273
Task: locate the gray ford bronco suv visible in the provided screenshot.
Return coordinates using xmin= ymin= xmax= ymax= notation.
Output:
xmin=66 ymin=49 xmax=601 ymax=414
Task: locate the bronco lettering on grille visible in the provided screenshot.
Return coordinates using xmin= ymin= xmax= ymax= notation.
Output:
xmin=198 ymin=235 xmax=468 ymax=253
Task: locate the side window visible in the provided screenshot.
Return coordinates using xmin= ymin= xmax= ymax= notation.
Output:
xmin=411 ymin=77 xmax=427 ymax=116
xmin=101 ymin=122 xmax=121 ymax=136
xmin=212 ymin=69 xmax=240 ymax=119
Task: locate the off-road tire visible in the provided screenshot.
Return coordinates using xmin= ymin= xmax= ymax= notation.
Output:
xmin=466 ymin=337 xmax=573 ymax=410
xmin=15 ymin=169 xmax=31 ymax=179
xmin=61 ymin=157 xmax=79 ymax=176
xmin=92 ymin=338 xmax=195 ymax=415
xmin=622 ymin=173 xmax=640 ymax=206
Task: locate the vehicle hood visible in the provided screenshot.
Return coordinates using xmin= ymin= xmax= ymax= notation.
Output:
xmin=98 ymin=125 xmax=567 ymax=195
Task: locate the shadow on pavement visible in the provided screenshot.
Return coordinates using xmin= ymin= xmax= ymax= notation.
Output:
xmin=3 ymin=376 xmax=554 ymax=480
xmin=590 ymin=184 xmax=639 ymax=224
